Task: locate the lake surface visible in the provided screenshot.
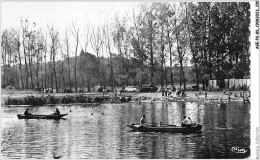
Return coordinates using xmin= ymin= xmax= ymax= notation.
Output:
xmin=1 ymin=101 xmax=250 ymax=159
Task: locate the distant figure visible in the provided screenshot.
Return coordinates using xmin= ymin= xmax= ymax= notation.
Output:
xmin=102 ymin=89 xmax=105 ymax=97
xmin=24 ymin=108 xmax=31 ymax=115
xmin=181 ymin=116 xmax=186 ymax=127
xmin=118 ymin=88 xmax=121 ymax=96
xmin=171 ymin=85 xmax=176 ymax=92
xmin=205 ymin=91 xmax=207 ymax=98
xmin=176 ymin=88 xmax=181 ymax=96
xmin=54 ymin=108 xmax=60 ymax=115
xmin=182 ymin=116 xmax=191 ymax=127
xmin=240 ymin=92 xmax=243 ymax=98
xmin=114 ymin=89 xmax=117 ymax=97
xmin=138 ymin=97 xmax=141 ymax=104
xmin=220 ymin=97 xmax=223 ymax=103
xmin=199 ymin=89 xmax=202 ymax=95
xmin=181 ymin=89 xmax=185 ymax=97
xmin=168 ymin=90 xmax=172 ymax=97
xmin=140 ymin=115 xmax=146 ymax=126
xmin=207 ymin=85 xmax=211 ymax=92
xmin=238 ymin=84 xmax=242 ymax=90
xmin=243 ymin=84 xmax=247 ymax=90
xmin=165 ymin=89 xmax=168 ymax=97
xmin=162 ymin=88 xmax=165 ymax=97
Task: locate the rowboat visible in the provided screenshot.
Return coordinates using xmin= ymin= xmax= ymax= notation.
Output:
xmin=127 ymin=123 xmax=202 ymax=133
xmin=17 ymin=114 xmax=67 ymax=120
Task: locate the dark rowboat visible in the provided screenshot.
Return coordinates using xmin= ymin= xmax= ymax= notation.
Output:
xmin=127 ymin=123 xmax=202 ymax=133
xmin=17 ymin=114 xmax=67 ymax=120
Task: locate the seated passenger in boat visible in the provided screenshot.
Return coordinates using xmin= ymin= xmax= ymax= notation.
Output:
xmin=140 ymin=115 xmax=149 ymax=127
xmin=181 ymin=116 xmax=186 ymax=127
xmin=53 ymin=108 xmax=60 ymax=115
xmin=188 ymin=117 xmax=196 ymax=126
xmin=24 ymin=108 xmax=31 ymax=115
xmin=182 ymin=116 xmax=191 ymax=127
xmin=140 ymin=115 xmax=146 ymax=125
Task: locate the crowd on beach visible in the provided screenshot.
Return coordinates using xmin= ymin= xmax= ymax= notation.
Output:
xmin=132 ymin=83 xmax=250 ymax=105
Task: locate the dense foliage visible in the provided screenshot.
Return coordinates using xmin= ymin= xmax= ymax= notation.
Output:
xmin=1 ymin=2 xmax=250 ymax=91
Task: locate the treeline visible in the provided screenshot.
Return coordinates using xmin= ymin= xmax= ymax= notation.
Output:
xmin=1 ymin=2 xmax=250 ymax=92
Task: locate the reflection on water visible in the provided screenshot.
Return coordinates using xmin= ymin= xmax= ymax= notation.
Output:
xmin=1 ymin=101 xmax=250 ymax=159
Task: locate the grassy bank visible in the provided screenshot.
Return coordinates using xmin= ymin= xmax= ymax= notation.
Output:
xmin=1 ymin=88 xmax=249 ymax=106
xmin=3 ymin=94 xmax=132 ymax=106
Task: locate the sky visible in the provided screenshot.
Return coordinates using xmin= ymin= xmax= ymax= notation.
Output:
xmin=1 ymin=1 xmax=139 ymax=30
xmin=1 ymin=1 xmax=141 ymax=58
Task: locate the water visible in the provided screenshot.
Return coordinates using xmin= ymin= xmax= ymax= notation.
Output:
xmin=1 ymin=101 xmax=250 ymax=159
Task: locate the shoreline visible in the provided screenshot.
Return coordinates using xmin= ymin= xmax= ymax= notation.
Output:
xmin=1 ymin=89 xmax=250 ymax=105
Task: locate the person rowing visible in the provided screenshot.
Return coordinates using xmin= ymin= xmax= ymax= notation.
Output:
xmin=140 ymin=115 xmax=146 ymax=125
xmin=24 ymin=108 xmax=31 ymax=115
xmin=181 ymin=116 xmax=191 ymax=127
xmin=140 ymin=115 xmax=149 ymax=127
xmin=53 ymin=108 xmax=60 ymax=115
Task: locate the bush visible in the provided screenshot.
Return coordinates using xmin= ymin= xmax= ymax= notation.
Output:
xmin=5 ymin=97 xmax=18 ymax=105
xmin=86 ymin=97 xmax=92 ymax=103
xmin=74 ymin=95 xmax=87 ymax=103
xmin=5 ymin=96 xmax=46 ymax=106
xmin=23 ymin=96 xmax=46 ymax=106
xmin=45 ymin=95 xmax=58 ymax=104
xmin=4 ymin=94 xmax=128 ymax=106
xmin=92 ymin=97 xmax=103 ymax=103
xmin=60 ymin=95 xmax=74 ymax=104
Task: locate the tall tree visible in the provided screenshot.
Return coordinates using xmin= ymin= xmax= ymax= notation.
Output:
xmin=90 ymin=26 xmax=103 ymax=85
xmin=103 ymin=23 xmax=115 ymax=90
xmin=70 ymin=22 xmax=80 ymax=92
xmin=63 ymin=29 xmax=72 ymax=90
xmin=48 ymin=26 xmax=59 ymax=92
xmin=20 ymin=19 xmax=30 ymax=89
xmin=15 ymin=29 xmax=25 ymax=89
